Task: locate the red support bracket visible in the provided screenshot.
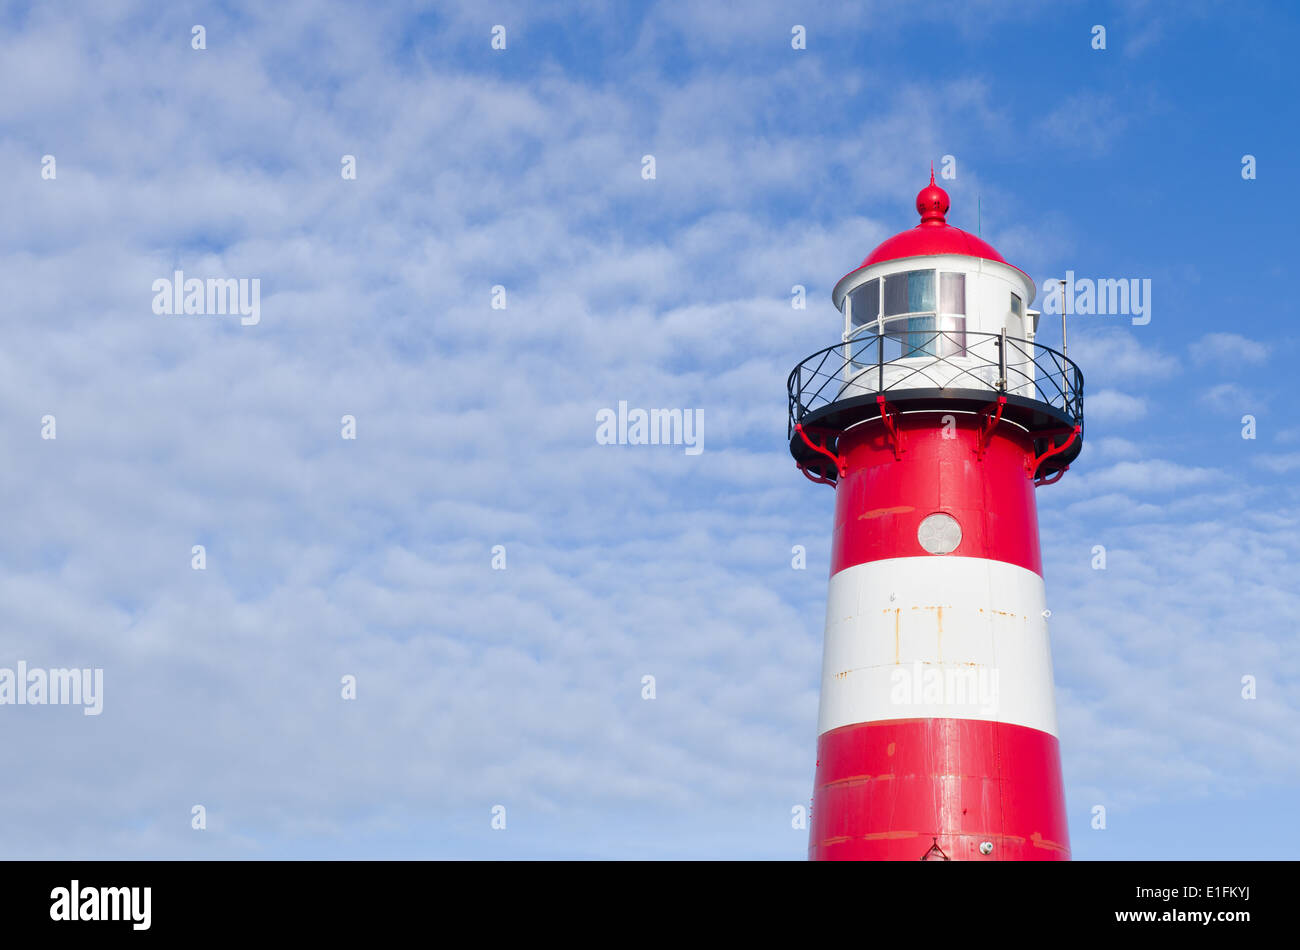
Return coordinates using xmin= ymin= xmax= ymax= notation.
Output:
xmin=798 ymin=462 xmax=836 ymax=487
xmin=1034 ymin=466 xmax=1068 ymax=487
xmin=976 ymin=395 xmax=1007 ymax=460
xmin=1027 ymin=425 xmax=1081 ymax=476
xmin=876 ymin=395 xmax=903 ymax=460
xmin=795 ymin=423 xmax=846 ymax=478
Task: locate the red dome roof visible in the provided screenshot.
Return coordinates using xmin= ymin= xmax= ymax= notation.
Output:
xmin=856 ymin=172 xmax=1014 ymax=270
xmin=862 ymin=223 xmax=1009 ymax=267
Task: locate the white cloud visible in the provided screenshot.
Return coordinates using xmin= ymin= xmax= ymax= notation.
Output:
xmin=1092 ymin=437 xmax=1143 ymax=460
xmin=1200 ymin=383 xmax=1259 ymax=414
xmin=1255 ymin=453 xmax=1300 ymax=474
xmin=1075 ymin=459 xmax=1219 ymax=494
xmin=1189 ymin=332 xmax=1268 ymax=365
xmin=1069 ymin=330 xmax=1181 ymax=383
xmin=1086 ymin=389 xmax=1148 ymax=423
xmin=1039 ymin=93 xmax=1142 ymax=156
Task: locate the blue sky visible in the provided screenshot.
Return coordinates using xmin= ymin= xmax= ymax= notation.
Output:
xmin=0 ymin=0 xmax=1297 ymax=859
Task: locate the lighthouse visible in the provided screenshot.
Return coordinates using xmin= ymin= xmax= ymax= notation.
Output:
xmin=787 ymin=173 xmax=1084 ymax=860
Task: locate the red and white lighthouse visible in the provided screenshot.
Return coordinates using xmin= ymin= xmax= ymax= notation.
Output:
xmin=787 ymin=173 xmax=1084 ymax=860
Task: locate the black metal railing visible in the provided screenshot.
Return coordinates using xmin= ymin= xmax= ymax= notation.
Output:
xmin=787 ymin=329 xmax=1084 ymax=438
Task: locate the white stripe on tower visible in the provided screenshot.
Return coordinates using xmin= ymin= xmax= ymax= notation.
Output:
xmin=817 ymin=555 xmax=1057 ymax=737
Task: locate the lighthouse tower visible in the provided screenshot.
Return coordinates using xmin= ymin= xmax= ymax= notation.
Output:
xmin=787 ymin=173 xmax=1084 ymax=860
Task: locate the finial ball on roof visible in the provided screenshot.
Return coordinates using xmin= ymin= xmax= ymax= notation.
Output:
xmin=916 ymin=169 xmax=949 ymax=225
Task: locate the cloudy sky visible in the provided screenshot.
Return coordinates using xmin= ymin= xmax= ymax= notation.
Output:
xmin=1 ymin=0 xmax=1296 ymax=859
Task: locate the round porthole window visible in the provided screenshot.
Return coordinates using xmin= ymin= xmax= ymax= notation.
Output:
xmin=917 ymin=512 xmax=961 ymax=555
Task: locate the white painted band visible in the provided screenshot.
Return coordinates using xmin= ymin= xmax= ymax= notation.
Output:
xmin=817 ymin=556 xmax=1060 ymax=737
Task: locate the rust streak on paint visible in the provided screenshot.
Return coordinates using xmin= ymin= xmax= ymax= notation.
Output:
xmin=815 ymin=829 xmax=920 ymax=850
xmin=1029 ymin=832 xmax=1070 ymax=854
xmin=852 ymin=830 xmax=920 ymax=841
xmin=894 ymin=609 xmax=900 ymax=664
xmin=937 ymin=605 xmax=944 ymax=662
xmin=819 ymin=772 xmax=892 ymax=789
xmin=857 ymin=505 xmax=914 ymax=521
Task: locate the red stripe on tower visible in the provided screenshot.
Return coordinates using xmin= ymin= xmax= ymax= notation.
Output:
xmin=786 ymin=172 xmax=1084 ymax=861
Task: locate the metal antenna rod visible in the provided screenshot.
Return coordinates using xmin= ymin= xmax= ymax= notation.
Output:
xmin=998 ymin=326 xmax=1007 ymax=391
xmin=1058 ymin=279 xmax=1068 ymax=356
xmin=1058 ymin=279 xmax=1068 ymax=401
